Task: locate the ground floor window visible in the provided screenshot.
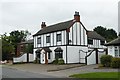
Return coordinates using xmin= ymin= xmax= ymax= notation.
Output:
xmin=55 ymin=52 xmax=63 ymax=59
xmin=48 ymin=52 xmax=51 ymax=59
xmin=115 ymin=46 xmax=119 ymax=57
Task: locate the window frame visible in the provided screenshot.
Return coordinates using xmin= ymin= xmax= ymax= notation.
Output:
xmin=46 ymin=35 xmax=50 ymax=43
xmin=37 ymin=37 xmax=41 ymax=44
xmin=57 ymin=33 xmax=61 ymax=42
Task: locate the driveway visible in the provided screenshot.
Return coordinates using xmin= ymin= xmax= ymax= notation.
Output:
xmin=2 ymin=63 xmax=118 ymax=78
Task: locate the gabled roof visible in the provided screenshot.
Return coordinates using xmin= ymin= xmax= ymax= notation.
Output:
xmin=33 ymin=20 xmax=74 ymax=36
xmin=87 ymin=31 xmax=105 ymax=41
xmin=19 ymin=39 xmax=33 ymax=44
xmin=105 ymin=37 xmax=120 ymax=46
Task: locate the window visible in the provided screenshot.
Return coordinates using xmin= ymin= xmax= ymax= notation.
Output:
xmin=37 ymin=37 xmax=41 ymax=44
xmin=48 ymin=52 xmax=51 ymax=59
xmin=88 ymin=39 xmax=93 ymax=45
xmin=119 ymin=47 xmax=120 ymax=57
xmin=100 ymin=40 xmax=105 ymax=45
xmin=46 ymin=36 xmax=50 ymax=43
xmin=57 ymin=34 xmax=61 ymax=42
xmin=115 ymin=47 xmax=118 ymax=57
xmin=55 ymin=52 xmax=63 ymax=59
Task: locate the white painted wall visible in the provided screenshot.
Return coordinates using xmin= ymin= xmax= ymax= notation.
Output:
xmin=69 ymin=22 xmax=87 ymax=46
xmin=87 ymin=50 xmax=96 ymax=65
xmin=108 ymin=46 xmax=115 ymax=57
xmin=88 ymin=39 xmax=107 ymax=49
xmin=13 ymin=53 xmax=34 ymax=63
xmin=67 ymin=46 xmax=88 ymax=63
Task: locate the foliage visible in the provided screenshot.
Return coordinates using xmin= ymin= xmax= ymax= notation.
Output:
xmin=1 ymin=33 xmax=14 ymax=60
xmin=52 ymin=59 xmax=58 ymax=64
xmin=111 ymin=58 xmax=120 ymax=68
xmin=94 ymin=26 xmax=118 ymax=42
xmin=100 ymin=55 xmax=113 ymax=67
xmin=52 ymin=58 xmax=65 ymax=65
xmin=69 ymin=72 xmax=119 ymax=79
xmin=1 ymin=30 xmax=31 ymax=60
xmin=9 ymin=30 xmax=31 ymax=55
xmin=25 ymin=44 xmax=33 ymax=54
xmin=58 ymin=58 xmax=65 ymax=65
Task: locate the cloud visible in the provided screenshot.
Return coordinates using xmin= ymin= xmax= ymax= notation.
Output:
xmin=0 ymin=0 xmax=119 ymax=35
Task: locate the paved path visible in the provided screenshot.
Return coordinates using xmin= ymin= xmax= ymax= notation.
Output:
xmin=2 ymin=64 xmax=118 ymax=78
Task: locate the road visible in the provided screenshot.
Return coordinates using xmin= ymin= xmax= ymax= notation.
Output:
xmin=2 ymin=67 xmax=58 ymax=78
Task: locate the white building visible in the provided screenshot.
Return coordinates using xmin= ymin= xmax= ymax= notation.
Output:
xmin=33 ymin=12 xmax=107 ymax=65
xmin=105 ymin=37 xmax=120 ymax=57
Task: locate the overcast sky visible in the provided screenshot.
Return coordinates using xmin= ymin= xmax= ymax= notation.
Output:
xmin=0 ymin=0 xmax=119 ymax=39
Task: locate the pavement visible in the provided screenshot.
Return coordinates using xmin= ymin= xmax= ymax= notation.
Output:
xmin=2 ymin=63 xmax=119 ymax=78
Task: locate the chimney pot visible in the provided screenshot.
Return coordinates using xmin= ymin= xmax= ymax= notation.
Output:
xmin=74 ymin=11 xmax=80 ymax=22
xmin=41 ymin=22 xmax=46 ymax=29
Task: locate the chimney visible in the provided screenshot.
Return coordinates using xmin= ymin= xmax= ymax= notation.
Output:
xmin=74 ymin=11 xmax=80 ymax=22
xmin=41 ymin=22 xmax=46 ymax=29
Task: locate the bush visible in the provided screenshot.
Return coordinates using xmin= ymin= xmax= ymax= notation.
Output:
xmin=58 ymin=58 xmax=65 ymax=65
xmin=52 ymin=58 xmax=64 ymax=65
xmin=111 ymin=57 xmax=120 ymax=68
xmin=100 ymin=55 xmax=113 ymax=67
xmin=52 ymin=59 xmax=58 ymax=64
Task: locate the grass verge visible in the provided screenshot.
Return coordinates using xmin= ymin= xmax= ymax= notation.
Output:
xmin=69 ymin=72 xmax=120 ymax=80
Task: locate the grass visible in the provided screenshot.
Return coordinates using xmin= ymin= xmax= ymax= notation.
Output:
xmin=69 ymin=72 xmax=120 ymax=80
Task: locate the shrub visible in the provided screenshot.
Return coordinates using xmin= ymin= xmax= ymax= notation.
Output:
xmin=100 ymin=55 xmax=113 ymax=67
xmin=58 ymin=58 xmax=65 ymax=65
xmin=111 ymin=57 xmax=120 ymax=68
xmin=52 ymin=58 xmax=65 ymax=65
xmin=52 ymin=59 xmax=58 ymax=64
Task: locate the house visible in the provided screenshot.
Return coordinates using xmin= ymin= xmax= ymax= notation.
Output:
xmin=33 ymin=12 xmax=107 ymax=65
xmin=17 ymin=39 xmax=33 ymax=57
xmin=13 ymin=39 xmax=34 ymax=63
xmin=105 ymin=37 xmax=120 ymax=57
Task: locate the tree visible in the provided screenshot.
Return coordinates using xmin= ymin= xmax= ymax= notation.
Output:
xmin=9 ymin=30 xmax=31 ymax=55
xmin=94 ymin=26 xmax=107 ymax=38
xmin=1 ymin=33 xmax=14 ymax=60
xmin=94 ymin=26 xmax=118 ymax=42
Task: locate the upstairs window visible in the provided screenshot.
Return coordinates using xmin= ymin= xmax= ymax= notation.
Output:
xmin=88 ymin=39 xmax=93 ymax=45
xmin=115 ymin=47 xmax=118 ymax=57
xmin=100 ymin=40 xmax=105 ymax=45
xmin=57 ymin=34 xmax=61 ymax=42
xmin=37 ymin=37 xmax=41 ymax=44
xmin=46 ymin=36 xmax=50 ymax=43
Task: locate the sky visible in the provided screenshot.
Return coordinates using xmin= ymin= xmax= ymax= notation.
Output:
xmin=0 ymin=0 xmax=119 ymax=39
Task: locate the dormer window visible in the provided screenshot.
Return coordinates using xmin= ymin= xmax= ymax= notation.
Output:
xmin=46 ymin=36 xmax=50 ymax=43
xmin=37 ymin=37 xmax=41 ymax=44
xmin=88 ymin=39 xmax=93 ymax=45
xmin=57 ymin=34 xmax=61 ymax=42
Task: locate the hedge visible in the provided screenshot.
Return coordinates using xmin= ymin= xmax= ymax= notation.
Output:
xmin=111 ymin=57 xmax=120 ymax=68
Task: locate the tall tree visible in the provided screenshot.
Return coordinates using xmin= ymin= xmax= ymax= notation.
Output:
xmin=94 ymin=26 xmax=118 ymax=42
xmin=9 ymin=30 xmax=31 ymax=56
xmin=1 ymin=33 xmax=14 ymax=60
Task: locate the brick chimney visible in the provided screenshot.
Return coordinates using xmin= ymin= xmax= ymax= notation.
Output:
xmin=74 ymin=11 xmax=80 ymax=22
xmin=41 ymin=22 xmax=46 ymax=29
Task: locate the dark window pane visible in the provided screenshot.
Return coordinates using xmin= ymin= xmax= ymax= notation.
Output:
xmin=37 ymin=37 xmax=41 ymax=44
xmin=57 ymin=34 xmax=61 ymax=42
xmin=88 ymin=39 xmax=93 ymax=45
xmin=46 ymin=36 xmax=50 ymax=43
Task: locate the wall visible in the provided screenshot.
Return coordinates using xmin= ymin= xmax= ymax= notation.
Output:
xmin=13 ymin=53 xmax=34 ymax=63
xmin=108 ymin=46 xmax=115 ymax=57
xmin=88 ymin=39 xmax=107 ymax=49
xmin=69 ymin=22 xmax=87 ymax=45
xmin=67 ymin=46 xmax=88 ymax=63
xmin=34 ymin=30 xmax=66 ymax=48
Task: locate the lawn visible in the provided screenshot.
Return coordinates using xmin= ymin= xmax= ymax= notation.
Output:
xmin=69 ymin=72 xmax=120 ymax=80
